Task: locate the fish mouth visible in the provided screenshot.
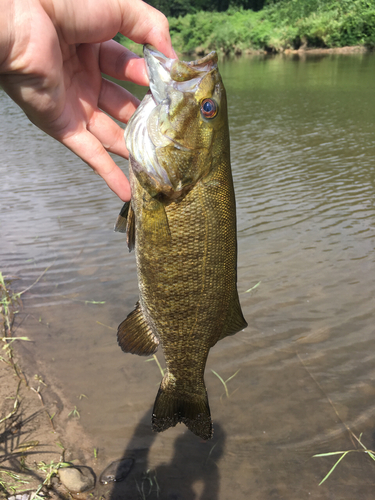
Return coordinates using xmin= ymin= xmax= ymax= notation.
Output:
xmin=143 ymin=45 xmax=218 ymax=152
xmin=144 ymin=45 xmax=174 ymax=105
xmin=143 ymin=45 xmax=218 ymax=105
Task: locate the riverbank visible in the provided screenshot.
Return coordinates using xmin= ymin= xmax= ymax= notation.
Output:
xmin=193 ymin=43 xmax=371 ymax=57
xmin=0 ymin=329 xmax=96 ymax=499
xmin=119 ymin=33 xmax=373 ymax=60
xmin=0 ymin=274 xmax=112 ymax=500
xmin=117 ymin=0 xmax=375 ymax=57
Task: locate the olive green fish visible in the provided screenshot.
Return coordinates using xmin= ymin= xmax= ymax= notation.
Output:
xmin=115 ymin=45 xmax=247 ymax=440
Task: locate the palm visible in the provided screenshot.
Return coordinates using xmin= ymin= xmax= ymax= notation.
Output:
xmin=0 ymin=0 xmax=175 ymax=200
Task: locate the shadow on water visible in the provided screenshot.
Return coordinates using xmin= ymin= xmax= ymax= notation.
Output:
xmin=106 ymin=408 xmax=225 ymax=500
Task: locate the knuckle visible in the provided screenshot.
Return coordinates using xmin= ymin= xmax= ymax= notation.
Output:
xmin=158 ymin=13 xmax=169 ymax=30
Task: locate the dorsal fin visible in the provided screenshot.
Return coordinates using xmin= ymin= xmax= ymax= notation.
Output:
xmin=118 ymin=302 xmax=159 ymax=356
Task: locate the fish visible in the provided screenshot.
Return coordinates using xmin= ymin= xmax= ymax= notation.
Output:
xmin=115 ymin=45 xmax=247 ymax=440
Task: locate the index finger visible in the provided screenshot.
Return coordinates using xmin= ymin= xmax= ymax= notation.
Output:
xmin=118 ymin=0 xmax=177 ymax=59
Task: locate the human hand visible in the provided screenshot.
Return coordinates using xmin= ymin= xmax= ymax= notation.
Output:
xmin=0 ymin=0 xmax=176 ymax=201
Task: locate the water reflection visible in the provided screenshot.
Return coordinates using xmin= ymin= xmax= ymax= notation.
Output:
xmin=1 ymin=52 xmax=375 ymax=499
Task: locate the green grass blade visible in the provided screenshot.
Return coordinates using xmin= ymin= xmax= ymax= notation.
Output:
xmin=211 ymin=369 xmax=229 ymax=397
xmin=153 ymin=355 xmax=165 ymax=377
xmin=1 ymin=337 xmax=31 ymax=342
xmin=225 ymin=369 xmax=240 ymax=384
xmin=245 ymin=281 xmax=261 ymax=293
xmin=318 ymin=451 xmax=350 ymax=485
xmin=211 ymin=369 xmax=225 ymax=385
xmin=314 ymin=451 xmax=348 ymax=457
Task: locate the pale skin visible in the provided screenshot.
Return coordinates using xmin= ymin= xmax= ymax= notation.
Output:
xmin=0 ymin=0 xmax=176 ymax=201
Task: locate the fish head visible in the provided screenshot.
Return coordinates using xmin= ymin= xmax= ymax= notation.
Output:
xmin=125 ymin=45 xmax=228 ymax=199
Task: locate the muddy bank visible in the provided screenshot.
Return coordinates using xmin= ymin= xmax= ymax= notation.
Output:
xmin=281 ymin=44 xmax=370 ymax=55
xmin=193 ymin=44 xmax=371 ymax=57
xmin=0 ymin=332 xmax=96 ymax=499
xmin=1 ymin=325 xmax=135 ymax=500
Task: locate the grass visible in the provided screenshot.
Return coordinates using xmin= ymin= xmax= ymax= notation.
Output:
xmin=314 ymin=432 xmax=375 ymax=485
xmin=0 ymin=271 xmax=21 ymax=339
xmin=297 ymin=353 xmax=375 ymax=485
xmin=0 ymin=470 xmax=29 ymax=495
xmin=145 ymin=354 xmax=165 ymax=378
xmin=0 ymin=380 xmax=21 ymax=424
xmin=0 ymin=268 xmax=72 ymax=497
xmin=211 ymin=369 xmax=240 ymax=400
xmin=1 ymin=264 xmax=53 ymax=367
xmin=0 ymin=447 xmax=70 ymax=498
xmin=68 ymin=406 xmax=81 ymax=419
xmin=33 ymin=459 xmax=71 ymax=499
xmin=60 ymin=295 xmax=106 ymax=305
xmin=245 ymin=281 xmax=261 ymax=293
xmin=135 ymin=469 xmax=160 ymax=500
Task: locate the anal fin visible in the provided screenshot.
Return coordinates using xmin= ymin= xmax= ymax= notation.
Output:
xmin=118 ymin=301 xmax=159 ymax=356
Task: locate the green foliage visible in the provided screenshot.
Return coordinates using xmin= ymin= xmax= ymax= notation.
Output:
xmin=169 ymin=9 xmax=277 ymax=53
xmin=263 ymin=0 xmax=375 ymax=48
xmin=112 ymin=0 xmax=375 ymax=53
xmin=145 ymin=0 xmax=267 ymax=16
xmin=165 ymin=0 xmax=375 ymax=53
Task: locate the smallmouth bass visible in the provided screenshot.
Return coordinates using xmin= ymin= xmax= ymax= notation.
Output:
xmin=115 ymin=45 xmax=247 ymax=440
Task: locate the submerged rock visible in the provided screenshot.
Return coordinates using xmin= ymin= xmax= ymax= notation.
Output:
xmin=99 ymin=458 xmax=134 ymax=484
xmin=58 ymin=466 xmax=95 ymax=493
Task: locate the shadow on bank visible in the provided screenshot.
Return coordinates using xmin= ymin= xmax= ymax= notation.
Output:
xmin=102 ymin=408 xmax=225 ymax=500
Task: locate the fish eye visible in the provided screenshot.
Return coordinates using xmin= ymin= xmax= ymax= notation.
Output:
xmin=201 ymin=98 xmax=218 ymax=119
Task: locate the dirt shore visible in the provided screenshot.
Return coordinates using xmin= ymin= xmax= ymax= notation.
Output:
xmin=240 ymin=44 xmax=371 ymax=56
xmin=0 ymin=334 xmax=97 ymax=500
xmin=281 ymin=44 xmax=370 ymax=55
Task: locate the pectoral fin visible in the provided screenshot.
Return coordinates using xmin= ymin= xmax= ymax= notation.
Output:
xmin=214 ymin=292 xmax=248 ymax=345
xmin=126 ymin=203 xmax=136 ymax=251
xmin=143 ymin=197 xmax=171 ymax=246
xmin=114 ymin=202 xmax=130 ymax=233
xmin=114 ymin=201 xmax=136 ymax=252
xmin=118 ymin=302 xmax=159 ymax=356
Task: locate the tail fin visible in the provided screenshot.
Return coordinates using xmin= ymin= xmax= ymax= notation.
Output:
xmin=152 ymin=375 xmax=213 ymax=440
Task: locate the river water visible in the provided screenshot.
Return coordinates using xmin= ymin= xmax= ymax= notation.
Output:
xmin=1 ymin=52 xmax=375 ymax=499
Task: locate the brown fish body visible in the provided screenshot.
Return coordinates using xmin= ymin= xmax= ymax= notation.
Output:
xmin=116 ymin=46 xmax=247 ymax=440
